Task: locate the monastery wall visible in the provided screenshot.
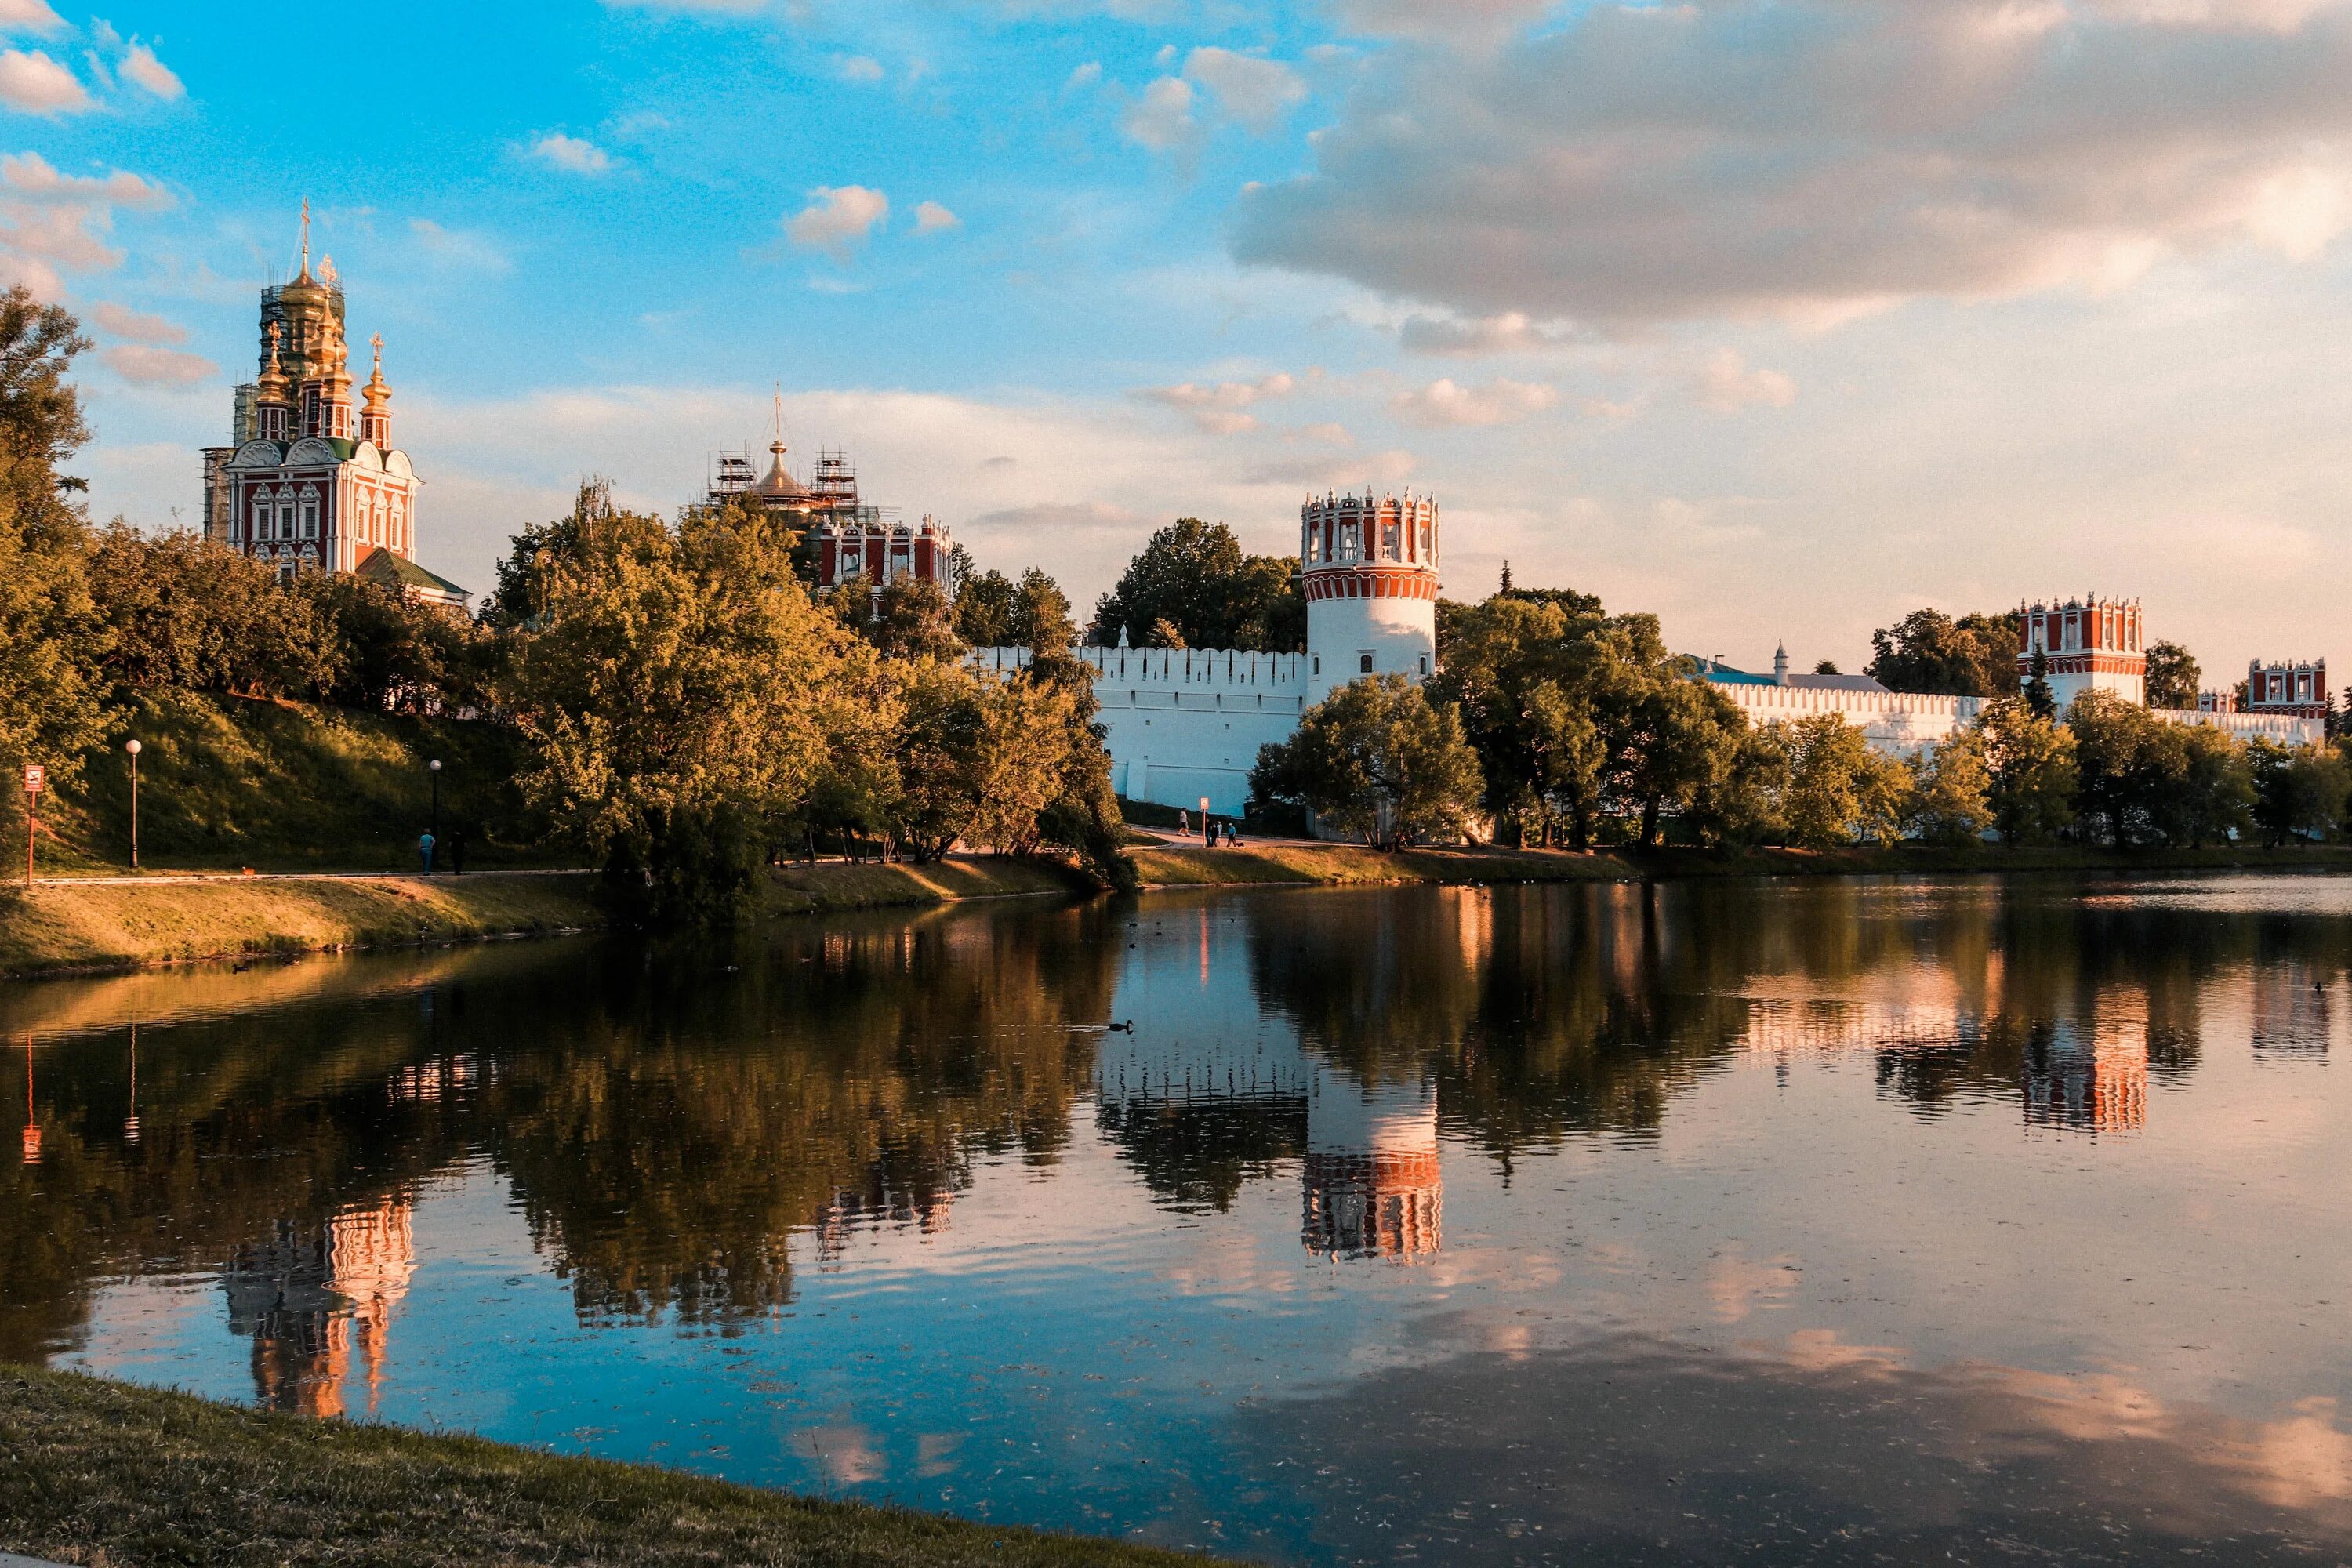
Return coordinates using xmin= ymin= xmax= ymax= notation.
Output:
xmin=1715 ymin=683 xmax=2322 ymax=753
xmin=970 ymin=645 xmax=1309 ymax=816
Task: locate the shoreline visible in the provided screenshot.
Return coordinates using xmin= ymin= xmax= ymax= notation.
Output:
xmin=5 ymin=841 xmax=2348 ymax=982
xmin=0 ymin=1363 xmax=1207 ymax=1567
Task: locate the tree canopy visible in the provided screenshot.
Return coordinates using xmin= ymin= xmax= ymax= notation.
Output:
xmin=1089 ymin=518 xmax=1303 ymax=652
xmin=1865 ymin=608 xmax=2021 ymax=697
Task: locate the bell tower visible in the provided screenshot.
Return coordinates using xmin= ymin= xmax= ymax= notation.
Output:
xmin=1299 ymin=491 xmax=1440 ymax=706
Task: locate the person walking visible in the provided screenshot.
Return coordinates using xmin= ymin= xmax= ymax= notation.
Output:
xmin=449 ymin=826 xmax=466 ymax=877
xmin=1177 ymin=808 xmax=1189 ymax=839
xmin=419 ymin=830 xmax=435 ymax=875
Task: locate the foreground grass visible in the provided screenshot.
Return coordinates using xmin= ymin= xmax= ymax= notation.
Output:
xmin=1130 ymin=838 xmax=2352 ymax=888
xmin=0 ymin=1364 xmax=1208 ymax=1567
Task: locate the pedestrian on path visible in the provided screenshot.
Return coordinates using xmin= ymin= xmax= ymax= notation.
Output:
xmin=419 ymin=831 xmax=435 ymax=875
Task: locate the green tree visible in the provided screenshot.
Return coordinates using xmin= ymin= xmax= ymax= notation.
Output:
xmin=1688 ymin=722 xmax=1791 ymax=848
xmin=1867 ymin=608 xmax=2022 ymax=697
xmin=1906 ymin=727 xmax=1994 ymax=847
xmin=1614 ymin=676 xmax=1748 ymax=847
xmin=950 ymin=567 xmax=1020 ymax=647
xmin=0 ymin=289 xmax=107 ymax=789
xmin=85 ymin=523 xmax=339 ymax=699
xmin=2023 ymin=648 xmax=2057 ymax=719
xmin=2249 ymin=740 xmax=2350 ymax=846
xmin=2169 ymin=723 xmax=2253 ymax=848
xmin=858 ymin=575 xmax=964 ymax=661
xmin=2143 ymin=640 xmax=2201 ymax=710
xmin=500 ymin=490 xmax=880 ymax=920
xmin=2067 ymin=689 xmax=2180 ymax=846
xmin=1251 ymin=675 xmax=1483 ymax=848
xmin=1089 ymin=518 xmax=1303 ymax=652
xmin=1979 ymin=699 xmax=2077 ymax=844
xmin=1780 ymin=713 xmax=1911 ymax=848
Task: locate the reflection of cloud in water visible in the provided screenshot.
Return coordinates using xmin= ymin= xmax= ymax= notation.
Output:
xmin=1237 ymin=1330 xmax=2352 ymax=1564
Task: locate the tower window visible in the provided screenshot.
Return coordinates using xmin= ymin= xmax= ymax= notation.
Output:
xmin=1312 ymin=655 xmax=1320 ymax=676
xmin=1418 ymin=654 xmax=1429 ymax=675
xmin=1359 ymin=652 xmax=1374 ymax=673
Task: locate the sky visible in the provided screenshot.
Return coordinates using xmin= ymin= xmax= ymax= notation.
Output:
xmin=8 ymin=0 xmax=2352 ymax=677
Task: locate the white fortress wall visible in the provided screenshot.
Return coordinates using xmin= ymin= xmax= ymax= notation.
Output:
xmin=1715 ymin=684 xmax=2322 ymax=754
xmin=970 ymin=645 xmax=1308 ymax=816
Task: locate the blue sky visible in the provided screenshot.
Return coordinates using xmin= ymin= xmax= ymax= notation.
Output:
xmin=13 ymin=0 xmax=2352 ymax=676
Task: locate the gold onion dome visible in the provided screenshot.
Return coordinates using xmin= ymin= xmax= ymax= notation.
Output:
xmin=362 ymin=334 xmax=390 ymax=410
xmin=256 ymin=323 xmax=291 ymax=403
xmin=749 ymin=439 xmax=809 ymax=500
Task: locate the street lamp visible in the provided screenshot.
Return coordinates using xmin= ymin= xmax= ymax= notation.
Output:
xmin=428 ymin=758 xmax=442 ymax=862
xmin=123 ymin=738 xmax=140 ymax=870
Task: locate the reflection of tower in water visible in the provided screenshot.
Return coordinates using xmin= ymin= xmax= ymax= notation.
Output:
xmin=2024 ymin=1019 xmax=2147 ymax=1134
xmin=1303 ymin=1073 xmax=1442 ymax=1261
xmin=223 ymin=1196 xmax=416 ymax=1417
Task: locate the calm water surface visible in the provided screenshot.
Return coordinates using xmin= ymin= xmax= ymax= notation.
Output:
xmin=5 ymin=876 xmax=2350 ymax=1563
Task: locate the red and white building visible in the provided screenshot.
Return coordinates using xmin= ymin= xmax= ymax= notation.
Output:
xmin=705 ymin=422 xmax=956 ymax=600
xmin=199 ymin=224 xmax=466 ymax=609
xmin=2016 ymin=595 xmax=2145 ymax=708
xmin=2244 ymin=659 xmax=2328 ymax=722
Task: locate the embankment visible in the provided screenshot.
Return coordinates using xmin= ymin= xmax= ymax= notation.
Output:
xmin=0 ymin=857 xmax=1094 ymax=980
xmin=0 ymin=1363 xmax=1206 ymax=1568
xmin=1129 ymin=839 xmax=2352 ymax=888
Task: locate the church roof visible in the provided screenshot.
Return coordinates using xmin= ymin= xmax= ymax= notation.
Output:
xmin=357 ymin=546 xmax=469 ymax=604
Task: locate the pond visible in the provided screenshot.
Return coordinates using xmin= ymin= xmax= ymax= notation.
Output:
xmin=5 ymin=875 xmax=2350 ymax=1563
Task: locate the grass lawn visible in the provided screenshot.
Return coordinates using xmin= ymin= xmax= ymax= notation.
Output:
xmin=0 ymin=1364 xmax=1214 ymax=1567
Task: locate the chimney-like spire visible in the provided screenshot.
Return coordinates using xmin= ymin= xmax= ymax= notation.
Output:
xmin=1773 ymin=641 xmax=1790 ymax=684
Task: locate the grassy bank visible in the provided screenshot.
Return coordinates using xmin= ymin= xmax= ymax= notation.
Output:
xmin=36 ymin=688 xmax=557 ymax=874
xmin=1130 ymin=838 xmax=2352 ymax=888
xmin=0 ymin=1363 xmax=1206 ymax=1567
xmin=0 ymin=858 xmax=1094 ymax=980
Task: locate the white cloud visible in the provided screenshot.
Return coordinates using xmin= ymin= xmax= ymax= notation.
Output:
xmin=1329 ymin=0 xmax=1550 ymax=42
xmin=0 ymin=153 xmax=168 ymax=290
xmin=100 ymin=343 xmax=212 ymax=384
xmin=119 ymin=38 xmax=180 ymax=100
xmin=837 ymin=54 xmax=884 ymax=82
xmin=0 ymin=0 xmax=64 ymax=36
xmin=1120 ymin=76 xmax=1197 ymax=157
xmin=90 ymin=299 xmax=183 ymax=343
xmin=1181 ymin=47 xmax=1306 ymax=134
xmin=1233 ymin=0 xmax=2352 ymax=327
xmin=1695 ymin=350 xmax=1798 ymax=412
xmin=1065 ymin=60 xmax=1102 ymax=91
xmin=913 ymin=199 xmax=960 ymax=234
xmin=0 ymin=47 xmax=87 ymax=112
xmin=1138 ymin=371 xmax=1297 ymax=434
xmin=1389 ymin=376 xmax=1557 ymax=427
xmin=1247 ymin=448 xmax=1417 ymax=487
xmin=785 ymin=184 xmax=888 ymax=260
xmin=529 ymin=132 xmax=614 ymax=175
xmin=1396 ymin=310 xmax=1573 ymax=356
xmin=408 ymin=217 xmax=510 ymax=274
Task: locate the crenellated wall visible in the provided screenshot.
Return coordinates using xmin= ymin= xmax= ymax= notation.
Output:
xmin=970 ymin=645 xmax=1309 ymax=815
xmin=1713 ymin=681 xmax=2323 ymax=750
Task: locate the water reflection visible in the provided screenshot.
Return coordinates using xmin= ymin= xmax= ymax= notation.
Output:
xmin=5 ymin=875 xmax=2350 ymax=1562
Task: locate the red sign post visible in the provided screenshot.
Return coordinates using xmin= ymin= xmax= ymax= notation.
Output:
xmin=23 ymin=764 xmax=41 ymax=886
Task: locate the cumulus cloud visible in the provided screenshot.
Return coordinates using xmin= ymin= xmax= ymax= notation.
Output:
xmin=1232 ymin=0 xmax=2352 ymax=326
xmin=0 ymin=47 xmax=87 ymax=112
xmin=1065 ymin=60 xmax=1102 ymax=91
xmin=0 ymin=153 xmax=169 ymax=293
xmin=529 ymin=132 xmax=613 ymax=175
xmin=0 ymin=0 xmax=65 ymax=35
xmin=1328 ymin=0 xmax=1551 ymax=42
xmin=101 ymin=342 xmax=212 ymax=385
xmin=90 ymin=299 xmax=183 ymax=343
xmin=1695 ymin=350 xmax=1798 ymax=412
xmin=1389 ymin=376 xmax=1556 ymax=427
xmin=785 ymin=184 xmax=888 ymax=260
xmin=119 ymin=38 xmax=180 ymax=100
xmin=837 ymin=54 xmax=884 ymax=82
xmin=1138 ymin=371 xmax=1297 ymax=434
xmin=1121 ymin=77 xmax=1198 ymax=157
xmin=1182 ymin=47 xmax=1306 ymax=133
xmin=913 ymin=200 xmax=959 ymax=234
xmin=1396 ymin=310 xmax=1574 ymax=356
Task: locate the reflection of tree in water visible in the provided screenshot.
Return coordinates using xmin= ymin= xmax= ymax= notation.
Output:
xmin=474 ymin=902 xmax=1118 ymax=1327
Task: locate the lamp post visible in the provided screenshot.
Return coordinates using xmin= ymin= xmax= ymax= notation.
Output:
xmin=428 ymin=759 xmax=442 ymax=873
xmin=124 ymin=739 xmax=140 ymax=870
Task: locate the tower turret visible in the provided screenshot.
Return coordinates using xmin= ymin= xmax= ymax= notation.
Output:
xmin=318 ymin=307 xmax=354 ymax=441
xmin=255 ymin=322 xmax=292 ymax=442
xmin=359 ymin=333 xmax=392 ymax=448
xmin=1298 ymin=490 xmax=1439 ymax=706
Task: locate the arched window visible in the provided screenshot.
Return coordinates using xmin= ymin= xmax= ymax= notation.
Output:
xmin=299 ymin=491 xmax=319 ymax=539
xmin=277 ymin=503 xmax=295 ymax=541
xmin=390 ymin=503 xmax=405 ymax=553
xmin=1381 ymin=521 xmax=1400 ymax=558
xmin=249 ymin=498 xmax=268 ymax=542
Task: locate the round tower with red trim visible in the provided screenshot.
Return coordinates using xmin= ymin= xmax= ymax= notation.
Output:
xmin=1299 ymin=490 xmax=1439 ymax=706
